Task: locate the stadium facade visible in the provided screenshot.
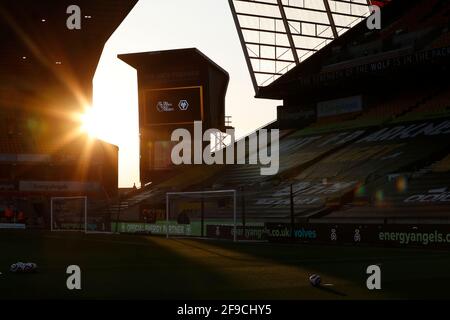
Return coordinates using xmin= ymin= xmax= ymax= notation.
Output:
xmin=0 ymin=0 xmax=138 ymax=228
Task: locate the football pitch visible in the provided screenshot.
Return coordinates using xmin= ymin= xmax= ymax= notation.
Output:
xmin=1 ymin=230 xmax=450 ymax=300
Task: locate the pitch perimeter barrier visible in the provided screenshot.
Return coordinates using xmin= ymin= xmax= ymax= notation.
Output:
xmin=110 ymin=221 xmax=450 ymax=248
xmin=0 ymin=223 xmax=26 ymax=230
xmin=206 ymin=225 xmax=266 ymax=241
xmin=266 ymin=223 xmax=450 ymax=248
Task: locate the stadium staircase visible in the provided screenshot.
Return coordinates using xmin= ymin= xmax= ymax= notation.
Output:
xmin=101 ymin=186 xmax=163 ymax=218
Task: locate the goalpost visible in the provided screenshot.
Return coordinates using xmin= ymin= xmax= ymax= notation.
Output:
xmin=50 ymin=196 xmax=112 ymax=234
xmin=166 ymin=190 xmax=237 ymax=242
xmin=51 ymin=196 xmax=87 ymax=232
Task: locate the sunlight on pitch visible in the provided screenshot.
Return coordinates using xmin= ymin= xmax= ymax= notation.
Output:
xmin=144 ymin=237 xmax=350 ymax=297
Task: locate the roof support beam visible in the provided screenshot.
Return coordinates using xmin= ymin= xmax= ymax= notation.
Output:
xmin=241 ymin=26 xmax=335 ymax=41
xmin=245 ymin=41 xmax=318 ymax=52
xmin=323 ymin=0 xmax=339 ymax=38
xmin=250 ymin=56 xmax=295 ymax=64
xmin=236 ymin=12 xmax=352 ymax=30
xmin=234 ymin=0 xmax=368 ymax=18
xmin=228 ymin=0 xmax=259 ymax=95
xmin=277 ymin=0 xmax=300 ymax=65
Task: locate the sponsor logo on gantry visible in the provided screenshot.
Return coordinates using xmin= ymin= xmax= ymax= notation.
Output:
xmin=178 ymin=100 xmax=189 ymax=111
xmin=171 ymin=121 xmax=279 ymax=176
xmin=157 ymin=101 xmax=174 ymax=112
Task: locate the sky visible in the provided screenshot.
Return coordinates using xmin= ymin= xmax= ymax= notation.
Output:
xmin=90 ymin=0 xmax=279 ymax=188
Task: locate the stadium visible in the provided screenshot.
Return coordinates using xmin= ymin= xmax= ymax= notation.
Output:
xmin=2 ymin=0 xmax=450 ymax=301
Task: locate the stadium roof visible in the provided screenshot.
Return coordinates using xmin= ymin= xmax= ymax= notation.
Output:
xmin=119 ymin=48 xmax=230 ymax=77
xmin=0 ymin=0 xmax=138 ymax=111
xmin=228 ymin=0 xmax=374 ymax=94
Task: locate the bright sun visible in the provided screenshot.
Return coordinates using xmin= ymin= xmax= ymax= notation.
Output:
xmin=80 ymin=108 xmax=98 ymax=137
xmin=79 ymin=106 xmax=121 ymax=146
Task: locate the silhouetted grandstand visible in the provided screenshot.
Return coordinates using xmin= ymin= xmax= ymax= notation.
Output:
xmin=3 ymin=0 xmax=448 ymax=233
xmin=0 ymin=1 xmax=137 ymax=228
xmin=116 ymin=0 xmax=450 ymax=229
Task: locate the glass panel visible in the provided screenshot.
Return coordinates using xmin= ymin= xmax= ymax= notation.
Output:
xmin=230 ymin=0 xmax=371 ymax=89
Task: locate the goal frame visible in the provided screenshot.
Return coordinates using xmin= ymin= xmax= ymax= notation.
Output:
xmin=166 ymin=190 xmax=237 ymax=242
xmin=50 ymin=196 xmax=88 ymax=233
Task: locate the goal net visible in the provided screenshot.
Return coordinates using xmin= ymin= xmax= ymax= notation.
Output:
xmin=51 ymin=197 xmax=87 ymax=232
xmin=50 ymin=197 xmax=112 ymax=233
xmin=166 ymin=190 xmax=237 ymax=241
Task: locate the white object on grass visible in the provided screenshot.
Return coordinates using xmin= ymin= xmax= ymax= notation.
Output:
xmin=309 ymin=274 xmax=322 ymax=287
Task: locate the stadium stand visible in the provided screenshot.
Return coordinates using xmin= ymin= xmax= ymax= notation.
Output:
xmin=118 ymin=98 xmax=450 ymax=224
xmin=107 ymin=0 xmax=450 ymax=228
xmin=354 ymin=91 xmax=429 ymax=123
xmin=301 ymin=90 xmax=434 ymax=135
xmin=0 ymin=1 xmax=137 ymax=229
xmin=207 ymin=128 xmax=366 ymax=187
xmin=396 ymin=86 xmax=450 ymax=122
xmin=324 ymin=168 xmax=450 ymax=221
xmin=430 ymin=28 xmax=450 ymax=48
xmin=432 ymin=154 xmax=450 ymax=173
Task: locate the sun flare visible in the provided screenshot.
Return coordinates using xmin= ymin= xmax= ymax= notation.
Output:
xmin=80 ymin=107 xmax=98 ymax=138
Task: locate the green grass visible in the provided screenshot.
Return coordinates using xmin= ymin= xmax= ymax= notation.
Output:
xmin=1 ymin=230 xmax=450 ymax=300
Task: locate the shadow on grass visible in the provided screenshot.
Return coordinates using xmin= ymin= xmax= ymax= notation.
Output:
xmin=3 ymin=231 xmax=450 ymax=299
xmin=0 ymin=231 xmax=252 ymax=299
xmin=189 ymin=239 xmax=450 ymax=299
xmin=317 ymin=285 xmax=347 ymax=297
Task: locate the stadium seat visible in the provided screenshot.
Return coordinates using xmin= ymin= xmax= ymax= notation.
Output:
xmin=397 ymin=87 xmax=450 ymax=122
xmin=432 ymin=154 xmax=450 ymax=173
